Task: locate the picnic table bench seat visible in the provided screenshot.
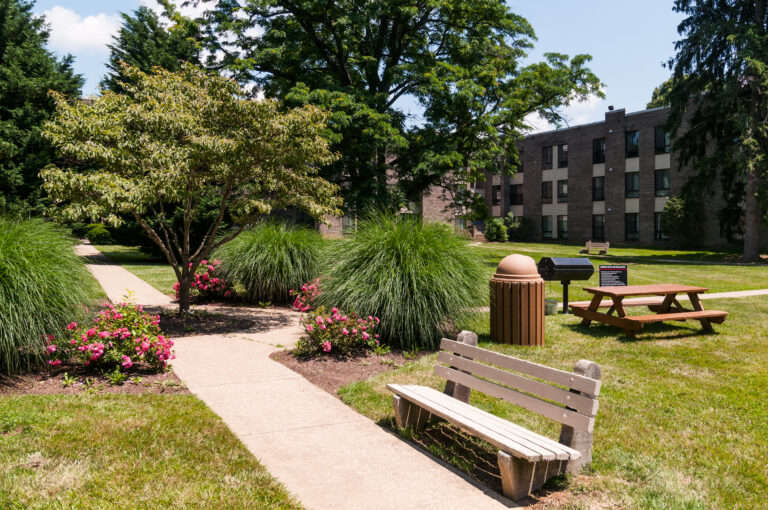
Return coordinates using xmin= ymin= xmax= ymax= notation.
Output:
xmin=387 ymin=332 xmax=602 ymax=501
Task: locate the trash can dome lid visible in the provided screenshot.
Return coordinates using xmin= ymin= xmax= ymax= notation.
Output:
xmin=494 ymin=254 xmax=541 ymax=280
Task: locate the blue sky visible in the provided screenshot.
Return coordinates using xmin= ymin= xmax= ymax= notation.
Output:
xmin=33 ymin=0 xmax=684 ymax=129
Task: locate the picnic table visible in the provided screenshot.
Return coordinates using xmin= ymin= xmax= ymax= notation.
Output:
xmin=570 ymin=284 xmax=728 ymax=337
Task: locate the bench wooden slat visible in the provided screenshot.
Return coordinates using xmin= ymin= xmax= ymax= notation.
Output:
xmin=629 ymin=310 xmax=727 ymax=324
xmin=569 ymin=297 xmax=665 ymax=310
xmin=437 ymin=352 xmax=599 ymax=417
xmin=389 ymin=384 xmax=581 ymax=461
xmin=440 ymin=339 xmax=601 ymax=397
xmin=434 ymin=365 xmax=594 ymax=433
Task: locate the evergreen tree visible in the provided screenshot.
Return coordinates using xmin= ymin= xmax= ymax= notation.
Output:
xmin=102 ymin=3 xmax=201 ymax=94
xmin=0 ymin=0 xmax=83 ymax=212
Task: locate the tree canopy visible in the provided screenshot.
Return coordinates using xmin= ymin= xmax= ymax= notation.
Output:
xmin=666 ymin=0 xmax=768 ymax=260
xmin=102 ymin=2 xmax=202 ymax=93
xmin=189 ymin=0 xmax=602 ymax=213
xmin=0 ymin=0 xmax=83 ymax=213
xmin=43 ymin=65 xmax=341 ymax=312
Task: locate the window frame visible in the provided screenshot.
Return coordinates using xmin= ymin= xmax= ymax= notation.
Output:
xmin=625 ymin=172 xmax=640 ymax=198
xmin=625 ymin=130 xmax=639 ymax=158
xmin=592 ymin=176 xmax=605 ymax=201
xmin=592 ymin=214 xmax=605 ymax=242
xmin=509 ymin=184 xmax=523 ymax=205
xmin=541 ymin=215 xmax=553 ymax=240
xmin=654 ymin=126 xmax=671 ymax=154
xmin=557 ymin=215 xmax=568 ymax=240
xmin=654 ymin=212 xmax=669 ymax=240
xmin=557 ymin=143 xmax=568 ymax=168
xmin=541 ymin=181 xmax=553 ymax=204
xmin=491 ymin=185 xmax=501 ymax=206
xmin=654 ymin=169 xmax=670 ymax=197
xmin=625 ymin=213 xmax=640 ymax=241
xmin=592 ymin=138 xmax=606 ymax=164
xmin=557 ymin=179 xmax=568 ymax=203
xmin=542 ymin=145 xmax=553 ymax=169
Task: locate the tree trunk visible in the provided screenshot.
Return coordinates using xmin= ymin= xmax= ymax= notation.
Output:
xmin=178 ymin=267 xmax=192 ymax=314
xmin=743 ymin=165 xmax=761 ymax=261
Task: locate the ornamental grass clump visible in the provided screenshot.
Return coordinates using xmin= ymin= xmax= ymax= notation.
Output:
xmin=214 ymin=223 xmax=324 ymax=305
xmin=319 ymin=215 xmax=485 ymax=351
xmin=0 ymin=218 xmax=96 ymax=374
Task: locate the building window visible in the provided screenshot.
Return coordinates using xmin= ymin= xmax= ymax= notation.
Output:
xmin=542 ymin=145 xmax=553 ymax=169
xmin=557 ymin=215 xmax=568 ymax=240
xmin=491 ymin=185 xmax=501 ymax=205
xmin=557 ymin=180 xmax=568 ymax=203
xmin=557 ymin=144 xmax=568 ymax=168
xmin=509 ymin=184 xmax=523 ymax=205
xmin=654 ymin=126 xmax=671 ymax=154
xmin=542 ymin=215 xmax=553 ymax=239
xmin=342 ymin=215 xmax=357 ymax=235
xmin=655 ymin=169 xmax=670 ymax=196
xmin=625 ymin=172 xmax=639 ymax=198
xmin=625 ymin=130 xmax=639 ymax=158
xmin=592 ymin=138 xmax=606 ymax=164
xmin=654 ymin=212 xmax=669 ymax=240
xmin=592 ymin=176 xmax=605 ymax=201
xmin=541 ymin=181 xmax=553 ymax=204
xmin=592 ymin=214 xmax=605 ymax=242
xmin=625 ymin=213 xmax=639 ymax=241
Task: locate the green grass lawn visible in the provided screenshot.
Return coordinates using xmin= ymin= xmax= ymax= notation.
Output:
xmin=0 ymin=393 xmax=300 ymax=509
xmin=473 ymin=242 xmax=768 ymax=303
xmin=339 ymin=297 xmax=768 ymax=509
xmin=94 ymin=245 xmax=178 ymax=296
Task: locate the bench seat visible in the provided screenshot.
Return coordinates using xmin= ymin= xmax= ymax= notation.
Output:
xmin=629 ymin=310 xmax=727 ymax=323
xmin=569 ymin=297 xmax=664 ymax=310
xmin=387 ymin=383 xmax=581 ymax=463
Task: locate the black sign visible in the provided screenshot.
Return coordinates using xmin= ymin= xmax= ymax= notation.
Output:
xmin=599 ymin=265 xmax=628 ymax=286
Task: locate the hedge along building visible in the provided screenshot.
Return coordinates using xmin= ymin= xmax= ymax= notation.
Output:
xmin=478 ymin=105 xmax=740 ymax=247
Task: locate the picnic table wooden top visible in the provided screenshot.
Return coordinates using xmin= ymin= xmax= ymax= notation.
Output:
xmin=583 ymin=284 xmax=709 ymax=298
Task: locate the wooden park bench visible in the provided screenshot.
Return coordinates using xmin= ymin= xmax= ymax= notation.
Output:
xmin=387 ymin=331 xmax=601 ymax=501
xmin=580 ymin=240 xmax=610 ymax=255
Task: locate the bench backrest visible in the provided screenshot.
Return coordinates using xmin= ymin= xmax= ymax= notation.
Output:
xmin=436 ymin=338 xmax=601 ymax=433
xmin=585 ymin=241 xmax=609 ymax=252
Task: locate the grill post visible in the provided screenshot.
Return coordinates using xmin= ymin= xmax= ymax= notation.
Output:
xmin=561 ymin=280 xmax=570 ymax=314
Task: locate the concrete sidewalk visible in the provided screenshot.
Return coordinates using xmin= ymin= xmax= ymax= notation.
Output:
xmin=80 ymin=244 xmax=516 ymax=509
xmin=76 ymin=243 xmax=173 ymax=307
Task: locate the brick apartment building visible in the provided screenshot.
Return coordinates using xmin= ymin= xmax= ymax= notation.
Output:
xmin=478 ymin=105 xmax=727 ymax=246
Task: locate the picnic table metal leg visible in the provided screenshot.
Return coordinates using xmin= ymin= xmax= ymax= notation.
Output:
xmin=688 ymin=292 xmax=713 ymax=332
xmin=580 ymin=295 xmax=602 ymax=326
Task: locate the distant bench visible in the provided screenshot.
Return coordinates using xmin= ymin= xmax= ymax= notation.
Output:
xmin=387 ymin=332 xmax=602 ymax=501
xmin=580 ymin=241 xmax=609 ymax=255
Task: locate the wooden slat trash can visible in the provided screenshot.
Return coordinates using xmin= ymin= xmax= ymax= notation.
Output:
xmin=490 ymin=254 xmax=545 ymax=345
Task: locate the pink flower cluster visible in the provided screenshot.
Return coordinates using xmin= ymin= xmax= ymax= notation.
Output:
xmin=44 ymin=302 xmax=175 ymax=373
xmin=289 ymin=280 xmax=320 ymax=312
xmin=173 ymin=259 xmax=234 ymax=301
xmin=296 ymin=306 xmax=381 ymax=357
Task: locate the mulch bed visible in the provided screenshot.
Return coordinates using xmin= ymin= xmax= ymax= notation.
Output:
xmin=270 ymin=349 xmax=421 ymax=395
xmin=0 ymin=365 xmax=188 ymax=396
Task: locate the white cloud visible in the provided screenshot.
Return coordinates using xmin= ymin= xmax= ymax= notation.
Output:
xmin=139 ymin=0 xmax=209 ymax=19
xmin=43 ymin=7 xmax=120 ymax=55
xmin=524 ymin=93 xmax=607 ymax=134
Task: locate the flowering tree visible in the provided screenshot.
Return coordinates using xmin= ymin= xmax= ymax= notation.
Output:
xmin=42 ymin=64 xmax=341 ymax=313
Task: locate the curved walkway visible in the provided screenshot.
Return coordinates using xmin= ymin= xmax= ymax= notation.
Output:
xmin=79 ymin=245 xmax=516 ymax=510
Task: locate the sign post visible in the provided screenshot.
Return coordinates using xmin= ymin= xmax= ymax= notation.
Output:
xmin=599 ymin=265 xmax=628 ymax=287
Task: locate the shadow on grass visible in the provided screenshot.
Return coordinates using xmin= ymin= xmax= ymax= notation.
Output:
xmin=564 ymin=321 xmax=719 ymax=342
xmin=154 ymin=308 xmax=294 ymax=337
xmin=80 ymin=252 xmax=167 ymax=266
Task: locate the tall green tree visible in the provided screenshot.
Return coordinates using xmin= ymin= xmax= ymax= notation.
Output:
xmin=666 ymin=0 xmax=768 ymax=260
xmin=102 ymin=2 xmax=202 ymax=93
xmin=0 ymin=0 xmax=83 ymax=212
xmin=190 ymin=0 xmax=602 ymax=213
xmin=43 ymin=65 xmax=341 ymax=313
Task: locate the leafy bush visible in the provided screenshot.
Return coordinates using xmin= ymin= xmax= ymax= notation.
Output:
xmin=0 ymin=218 xmax=97 ymax=374
xmin=294 ymin=306 xmax=381 ymax=357
xmin=662 ymin=196 xmax=707 ymax=248
xmin=86 ymin=223 xmax=112 ymax=244
xmin=45 ymin=302 xmax=174 ymax=373
xmin=173 ymin=259 xmax=234 ymax=301
xmin=484 ymin=218 xmax=508 ymax=242
xmin=289 ymin=280 xmax=321 ymax=312
xmin=507 ymin=216 xmax=537 ymax=242
xmin=215 ymin=223 xmax=323 ymax=305
xmin=319 ymin=215 xmax=485 ymax=351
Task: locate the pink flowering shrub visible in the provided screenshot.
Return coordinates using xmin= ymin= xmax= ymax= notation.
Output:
xmin=294 ymin=306 xmax=381 ymax=357
xmin=44 ymin=302 xmax=174 ymax=373
xmin=289 ymin=280 xmax=321 ymax=312
xmin=173 ymin=259 xmax=234 ymax=301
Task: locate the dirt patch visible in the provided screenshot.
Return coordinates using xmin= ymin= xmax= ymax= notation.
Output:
xmin=270 ymin=349 xmax=423 ymax=395
xmin=0 ymin=365 xmax=188 ymax=396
